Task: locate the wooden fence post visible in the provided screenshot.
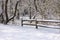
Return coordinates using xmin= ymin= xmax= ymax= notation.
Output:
xmin=21 ymin=18 xmax=23 ymax=26
xmin=35 ymin=19 xmax=38 ymax=29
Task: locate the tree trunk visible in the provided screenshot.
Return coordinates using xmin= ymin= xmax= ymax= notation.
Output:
xmin=5 ymin=0 xmax=9 ymax=24
xmin=1 ymin=0 xmax=4 ymax=23
xmin=4 ymin=0 xmax=19 ymax=24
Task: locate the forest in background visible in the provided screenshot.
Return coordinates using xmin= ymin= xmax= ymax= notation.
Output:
xmin=0 ymin=0 xmax=60 ymax=24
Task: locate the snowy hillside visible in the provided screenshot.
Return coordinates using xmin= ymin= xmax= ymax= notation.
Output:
xmin=0 ymin=24 xmax=60 ymax=40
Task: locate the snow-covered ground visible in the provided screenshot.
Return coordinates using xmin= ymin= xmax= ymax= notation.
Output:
xmin=0 ymin=24 xmax=60 ymax=40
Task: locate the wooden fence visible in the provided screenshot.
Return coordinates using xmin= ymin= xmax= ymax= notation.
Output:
xmin=21 ymin=18 xmax=60 ymax=29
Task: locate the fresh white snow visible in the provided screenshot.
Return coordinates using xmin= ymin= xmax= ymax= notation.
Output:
xmin=0 ymin=24 xmax=60 ymax=40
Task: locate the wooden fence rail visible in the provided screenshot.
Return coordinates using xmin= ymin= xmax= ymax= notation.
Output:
xmin=21 ymin=19 xmax=60 ymax=29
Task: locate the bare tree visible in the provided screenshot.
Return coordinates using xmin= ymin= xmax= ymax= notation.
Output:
xmin=29 ymin=0 xmax=31 ymax=19
xmin=31 ymin=0 xmax=38 ymax=19
xmin=16 ymin=9 xmax=20 ymax=19
xmin=0 ymin=0 xmax=4 ymax=23
xmin=4 ymin=0 xmax=20 ymax=24
xmin=34 ymin=0 xmax=38 ymax=12
xmin=4 ymin=0 xmax=9 ymax=24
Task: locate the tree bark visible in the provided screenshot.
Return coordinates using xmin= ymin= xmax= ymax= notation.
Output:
xmin=1 ymin=0 xmax=4 ymax=23
xmin=34 ymin=0 xmax=38 ymax=12
xmin=4 ymin=0 xmax=19 ymax=24
xmin=5 ymin=0 xmax=9 ymax=24
xmin=6 ymin=1 xmax=19 ymax=24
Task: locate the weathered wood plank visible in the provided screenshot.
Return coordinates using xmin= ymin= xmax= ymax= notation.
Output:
xmin=37 ymin=19 xmax=60 ymax=23
xmin=23 ymin=23 xmax=36 ymax=26
xmin=21 ymin=19 xmax=60 ymax=29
